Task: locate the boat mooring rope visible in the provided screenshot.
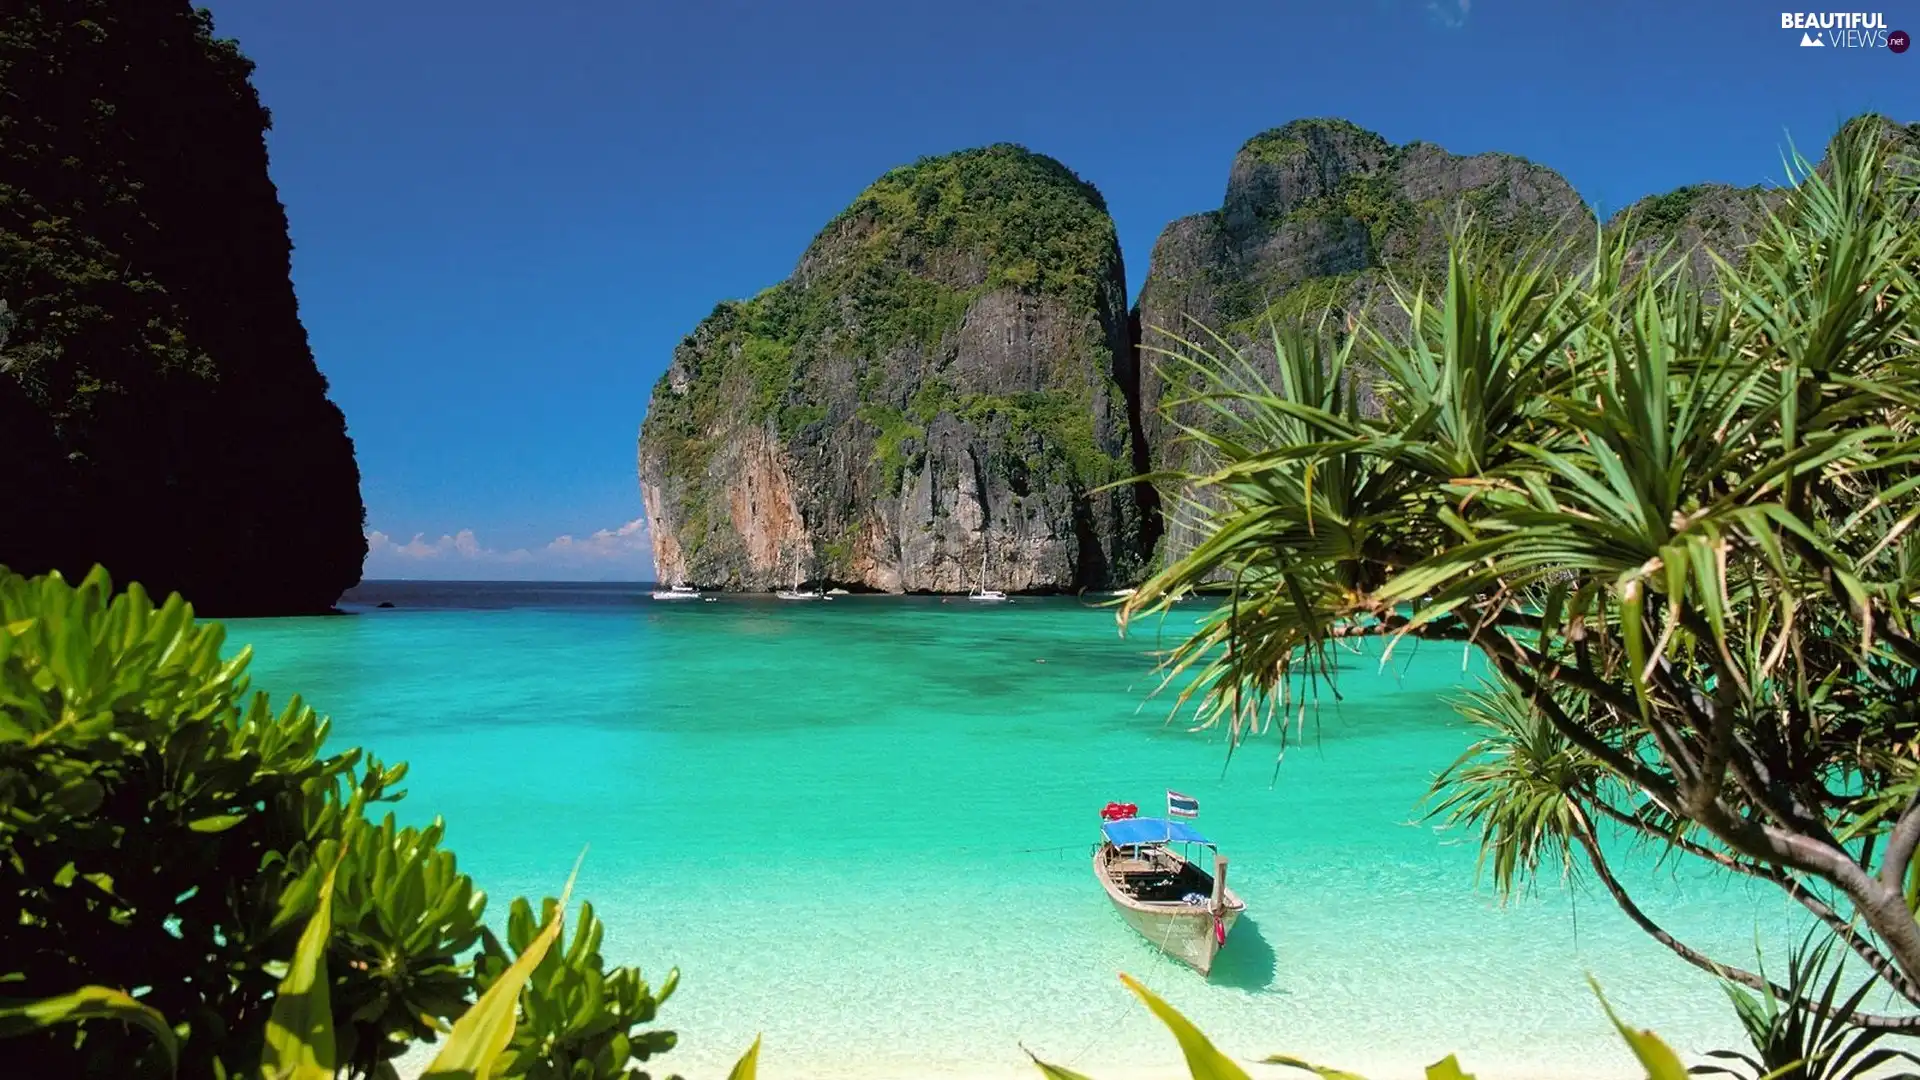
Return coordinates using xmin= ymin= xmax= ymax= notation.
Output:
xmin=1045 ymin=864 xmax=1189 ymax=1070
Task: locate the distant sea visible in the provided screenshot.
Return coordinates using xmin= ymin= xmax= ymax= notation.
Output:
xmin=219 ymin=580 xmax=1810 ymax=1080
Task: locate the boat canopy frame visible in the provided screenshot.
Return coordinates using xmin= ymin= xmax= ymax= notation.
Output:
xmin=1100 ymin=816 xmax=1214 ymax=848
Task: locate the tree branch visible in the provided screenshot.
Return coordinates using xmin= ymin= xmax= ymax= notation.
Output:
xmin=1569 ymin=806 xmax=1920 ymax=1031
xmin=1478 ymin=642 xmax=1679 ymax=807
xmin=1464 ymin=605 xmax=1920 ymax=987
xmin=1587 ymin=797 xmax=1920 ymax=1007
xmin=1880 ymin=791 xmax=1920 ymax=890
xmin=1682 ymin=793 xmax=1920 ymax=989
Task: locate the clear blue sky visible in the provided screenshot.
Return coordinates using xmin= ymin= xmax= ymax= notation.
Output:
xmin=206 ymin=0 xmax=1914 ymax=580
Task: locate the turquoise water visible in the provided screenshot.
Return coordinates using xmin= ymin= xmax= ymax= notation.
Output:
xmin=225 ymin=590 xmax=1806 ymax=1080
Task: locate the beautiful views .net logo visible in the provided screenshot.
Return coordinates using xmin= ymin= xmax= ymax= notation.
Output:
xmin=1781 ymin=11 xmax=1908 ymax=49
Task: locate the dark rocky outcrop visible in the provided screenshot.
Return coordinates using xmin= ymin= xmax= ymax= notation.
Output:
xmin=0 ymin=2 xmax=366 ymax=614
xmin=638 ymin=145 xmax=1149 ymax=592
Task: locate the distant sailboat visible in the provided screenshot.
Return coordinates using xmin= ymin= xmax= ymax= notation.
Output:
xmin=968 ymin=537 xmax=1008 ymax=602
xmin=776 ymin=545 xmax=823 ymax=601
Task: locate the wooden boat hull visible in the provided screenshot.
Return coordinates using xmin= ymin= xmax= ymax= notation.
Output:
xmin=1093 ymin=846 xmax=1245 ymax=976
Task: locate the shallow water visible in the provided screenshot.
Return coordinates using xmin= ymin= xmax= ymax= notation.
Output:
xmin=223 ymin=585 xmax=1809 ymax=1080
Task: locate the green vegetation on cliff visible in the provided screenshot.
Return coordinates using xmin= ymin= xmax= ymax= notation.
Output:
xmin=645 ymin=145 xmax=1119 ymax=450
xmin=836 ymin=144 xmax=1120 ymax=311
xmin=0 ymin=1 xmax=366 ymax=614
xmin=1239 ymin=116 xmax=1389 ymax=166
xmin=644 ymin=143 xmax=1122 ymax=422
xmin=1620 ymin=183 xmax=1729 ymax=231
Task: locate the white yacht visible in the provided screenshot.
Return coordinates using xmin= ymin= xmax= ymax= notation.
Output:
xmin=775 ymin=549 xmax=824 ymax=601
xmin=968 ymin=541 xmax=1008 ymax=602
xmin=651 ymin=583 xmax=701 ymax=601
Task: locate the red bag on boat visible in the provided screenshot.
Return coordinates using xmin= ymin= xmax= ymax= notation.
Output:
xmin=1099 ymin=801 xmax=1138 ymax=821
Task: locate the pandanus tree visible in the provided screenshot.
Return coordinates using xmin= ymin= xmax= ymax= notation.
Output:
xmin=1120 ymin=118 xmax=1920 ymax=1028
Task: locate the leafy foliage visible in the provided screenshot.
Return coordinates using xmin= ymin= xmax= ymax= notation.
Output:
xmin=1238 ymin=118 xmax=1391 ymax=168
xmin=1023 ymin=971 xmax=1695 ymax=1080
xmin=1123 ymin=117 xmax=1920 ymax=1030
xmin=1428 ymin=680 xmax=1610 ymax=895
xmin=0 ymin=566 xmax=677 ymax=1079
xmin=473 ymin=897 xmax=679 ymax=1080
xmin=0 ymin=987 xmax=178 ymax=1072
xmin=0 ymin=1 xmax=365 ymax=614
xmin=1695 ymin=933 xmax=1920 ymax=1080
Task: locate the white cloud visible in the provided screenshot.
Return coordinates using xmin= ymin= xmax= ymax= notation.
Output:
xmin=1427 ymin=0 xmax=1469 ymax=27
xmin=365 ymin=518 xmax=653 ymax=580
xmin=544 ymin=517 xmax=650 ymax=559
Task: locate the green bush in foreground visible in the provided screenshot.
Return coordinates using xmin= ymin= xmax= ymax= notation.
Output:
xmin=0 ymin=566 xmax=678 ymax=1079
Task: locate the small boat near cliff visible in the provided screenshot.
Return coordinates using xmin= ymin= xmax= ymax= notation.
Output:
xmin=776 ymin=546 xmax=827 ymax=601
xmin=651 ymin=583 xmax=701 ymax=601
xmin=968 ymin=539 xmax=1008 ymax=602
xmin=1093 ymin=793 xmax=1243 ymax=976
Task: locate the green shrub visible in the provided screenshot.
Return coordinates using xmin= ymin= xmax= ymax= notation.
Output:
xmin=0 ymin=566 xmax=678 ymax=1079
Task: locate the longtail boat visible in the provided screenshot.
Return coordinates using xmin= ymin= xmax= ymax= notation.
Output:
xmin=1092 ymin=795 xmax=1244 ymax=976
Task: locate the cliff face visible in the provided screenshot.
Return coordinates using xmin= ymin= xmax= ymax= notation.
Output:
xmin=1132 ymin=118 xmax=1594 ymax=558
xmin=1135 ymin=120 xmax=1592 ymax=437
xmin=640 ymin=116 xmax=1912 ymax=591
xmin=638 ymin=145 xmax=1148 ymax=592
xmin=1605 ymin=115 xmax=1919 ymax=278
xmin=0 ymin=2 xmax=366 ymax=614
xmin=1606 ymin=183 xmax=1779 ymax=280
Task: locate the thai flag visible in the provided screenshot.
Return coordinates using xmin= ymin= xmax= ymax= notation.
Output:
xmin=1167 ymin=790 xmax=1199 ymax=818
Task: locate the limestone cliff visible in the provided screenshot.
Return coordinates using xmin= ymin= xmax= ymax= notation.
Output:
xmin=1129 ymin=114 xmax=1916 ymax=565
xmin=638 ymin=145 xmax=1148 ymax=592
xmin=0 ymin=1 xmax=366 ymax=614
xmin=1606 ymin=183 xmax=1779 ymax=280
xmin=1132 ymin=118 xmax=1593 ymax=558
xmin=1604 ymin=114 xmax=1919 ymax=278
xmin=642 ymin=116 xmax=1914 ymax=591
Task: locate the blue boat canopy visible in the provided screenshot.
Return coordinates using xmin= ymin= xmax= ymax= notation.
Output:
xmin=1102 ymin=816 xmax=1213 ymax=847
